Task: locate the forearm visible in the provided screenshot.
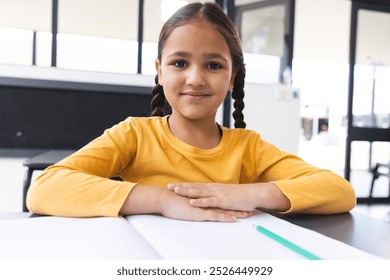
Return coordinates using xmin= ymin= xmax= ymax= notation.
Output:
xmin=273 ymin=171 xmax=356 ymax=214
xmin=27 ymin=165 xmax=134 ymax=217
xmin=252 ymin=183 xmax=291 ymax=212
xmin=188 ymin=178 xmax=353 ymax=214
xmin=119 ymin=184 xmax=169 ymax=215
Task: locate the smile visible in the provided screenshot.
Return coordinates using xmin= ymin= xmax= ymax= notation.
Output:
xmin=181 ymin=91 xmax=211 ymax=97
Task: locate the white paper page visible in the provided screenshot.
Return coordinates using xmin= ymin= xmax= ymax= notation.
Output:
xmin=126 ymin=211 xmax=381 ymax=260
xmin=0 ymin=216 xmax=161 ymax=259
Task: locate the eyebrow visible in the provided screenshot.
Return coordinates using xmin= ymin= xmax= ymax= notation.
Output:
xmin=167 ymin=51 xmax=229 ymax=62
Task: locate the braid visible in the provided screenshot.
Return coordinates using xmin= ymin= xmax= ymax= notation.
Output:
xmin=232 ymin=67 xmax=246 ymax=128
xmin=150 ymin=74 xmax=166 ymax=117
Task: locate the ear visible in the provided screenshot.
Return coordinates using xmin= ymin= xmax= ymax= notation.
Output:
xmin=229 ymin=73 xmax=235 ymax=91
xmin=155 ymin=59 xmax=163 ymax=85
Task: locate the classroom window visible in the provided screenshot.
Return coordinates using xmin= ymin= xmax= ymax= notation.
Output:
xmin=292 ymin=0 xmax=351 ymax=175
xmin=350 ymin=141 xmax=390 ymax=172
xmin=141 ymin=0 xmax=164 ymax=75
xmin=352 ymin=9 xmax=390 ymax=127
xmin=141 ymin=0 xmax=213 ymax=75
xmin=141 ymin=41 xmax=158 ymax=76
xmin=235 ymin=0 xmax=291 ymax=84
xmin=56 ymin=33 xmax=138 ymax=74
xmin=0 ymin=27 xmax=33 ymax=66
xmin=0 ymin=0 xmax=51 ymax=66
xmin=35 ymin=31 xmax=52 ymax=67
xmin=240 ymin=4 xmax=284 ymax=84
xmin=57 ymin=0 xmax=139 ymax=74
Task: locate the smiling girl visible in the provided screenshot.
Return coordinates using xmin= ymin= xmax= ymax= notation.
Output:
xmin=27 ymin=2 xmax=356 ymax=221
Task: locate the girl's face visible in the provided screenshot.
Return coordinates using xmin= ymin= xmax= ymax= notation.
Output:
xmin=156 ymin=20 xmax=234 ymax=123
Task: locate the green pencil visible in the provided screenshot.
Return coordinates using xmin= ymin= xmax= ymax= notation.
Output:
xmin=256 ymin=225 xmax=322 ymax=260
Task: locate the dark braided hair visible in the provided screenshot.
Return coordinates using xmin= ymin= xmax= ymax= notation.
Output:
xmin=232 ymin=66 xmax=246 ymax=128
xmin=150 ymin=2 xmax=246 ymax=128
xmin=150 ymin=74 xmax=166 ymax=117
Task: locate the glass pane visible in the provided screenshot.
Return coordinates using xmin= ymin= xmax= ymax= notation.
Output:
xmin=0 ymin=27 xmax=33 ymax=65
xmin=371 ymin=141 xmax=390 ymax=166
xmin=0 ymin=0 xmax=51 ymax=31
xmin=0 ymin=0 xmax=51 ymax=66
xmin=142 ymin=0 xmax=212 ymax=74
xmin=353 ymin=9 xmax=390 ymax=128
xmin=239 ymin=4 xmax=285 ymax=84
xmin=57 ymin=33 xmax=138 ymax=74
xmin=57 ymin=0 xmax=138 ymax=74
xmin=350 ymin=141 xmax=371 ymax=170
xmin=142 ymin=0 xmax=165 ymax=74
xmin=236 ymin=0 xmax=265 ymax=5
xmin=58 ymin=0 xmax=138 ymax=40
xmin=142 ymin=41 xmax=158 ymax=76
xmin=36 ymin=31 xmax=52 ymax=67
xmin=349 ymin=141 xmax=390 ymax=197
xmin=241 ymin=5 xmax=285 ymax=56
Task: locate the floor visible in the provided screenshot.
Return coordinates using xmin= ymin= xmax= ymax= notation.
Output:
xmin=0 ymin=153 xmax=389 ymax=222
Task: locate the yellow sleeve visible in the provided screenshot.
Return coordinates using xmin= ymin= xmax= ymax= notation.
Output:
xmin=255 ymin=139 xmax=356 ymax=214
xmin=27 ymin=118 xmax=137 ymax=217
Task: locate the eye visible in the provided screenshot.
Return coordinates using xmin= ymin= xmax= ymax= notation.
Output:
xmin=208 ymin=63 xmax=222 ymax=70
xmin=172 ymin=60 xmax=187 ymax=68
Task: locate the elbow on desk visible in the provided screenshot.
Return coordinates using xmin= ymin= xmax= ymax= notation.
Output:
xmin=345 ymin=188 xmax=357 ymax=213
xmin=340 ymin=176 xmax=357 ymax=212
xmin=326 ymin=175 xmax=357 ymax=214
xmin=287 ymin=176 xmax=357 ymax=215
xmin=25 ymin=167 xmax=61 ymax=215
xmin=328 ymin=178 xmax=357 ymax=214
xmin=26 ymin=176 xmax=49 ymax=215
xmin=323 ymin=171 xmax=357 ymax=214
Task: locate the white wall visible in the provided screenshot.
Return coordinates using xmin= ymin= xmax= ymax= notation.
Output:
xmin=243 ymin=83 xmax=300 ymax=154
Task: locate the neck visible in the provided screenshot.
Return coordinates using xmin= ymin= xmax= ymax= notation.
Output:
xmin=167 ymin=115 xmax=222 ymax=150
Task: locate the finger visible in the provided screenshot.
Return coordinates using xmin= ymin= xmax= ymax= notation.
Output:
xmin=190 ymin=198 xmax=253 ymax=219
xmin=168 ymin=183 xmax=213 ymax=198
xmin=223 ymin=210 xmax=252 ymax=219
xmin=167 ymin=183 xmax=176 ymax=190
xmin=190 ymin=198 xmax=255 ymax=215
xmin=201 ymin=209 xmax=237 ymax=223
xmin=189 ymin=197 xmax=219 ymax=208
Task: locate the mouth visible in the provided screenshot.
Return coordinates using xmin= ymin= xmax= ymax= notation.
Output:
xmin=181 ymin=91 xmax=211 ymax=97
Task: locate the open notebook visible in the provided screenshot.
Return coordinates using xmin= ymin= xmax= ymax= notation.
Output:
xmin=0 ymin=211 xmax=382 ymax=260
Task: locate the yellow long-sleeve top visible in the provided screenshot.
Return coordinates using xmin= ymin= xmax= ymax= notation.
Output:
xmin=27 ymin=116 xmax=356 ymax=217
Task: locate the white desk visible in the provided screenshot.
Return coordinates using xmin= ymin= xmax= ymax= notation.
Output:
xmin=0 ymin=211 xmax=386 ymax=260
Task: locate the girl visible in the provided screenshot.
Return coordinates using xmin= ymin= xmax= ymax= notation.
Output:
xmin=27 ymin=2 xmax=356 ymax=222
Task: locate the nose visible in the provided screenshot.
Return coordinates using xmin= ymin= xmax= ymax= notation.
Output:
xmin=186 ymin=65 xmax=206 ymax=87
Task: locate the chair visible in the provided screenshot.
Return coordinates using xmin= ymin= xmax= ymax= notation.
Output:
xmin=22 ymin=150 xmax=75 ymax=212
xmin=369 ymin=162 xmax=390 ymax=198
